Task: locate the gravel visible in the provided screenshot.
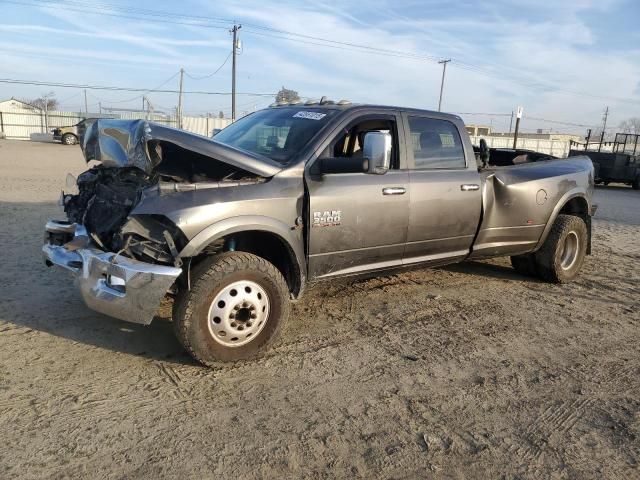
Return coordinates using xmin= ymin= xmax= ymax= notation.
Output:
xmin=0 ymin=140 xmax=638 ymax=479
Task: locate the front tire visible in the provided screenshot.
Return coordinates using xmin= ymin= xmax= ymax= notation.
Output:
xmin=62 ymin=133 xmax=77 ymax=145
xmin=173 ymin=252 xmax=290 ymax=366
xmin=534 ymin=214 xmax=587 ymax=283
xmin=632 ymin=175 xmax=640 ymax=190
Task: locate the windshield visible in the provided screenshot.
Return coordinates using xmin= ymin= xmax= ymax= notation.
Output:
xmin=214 ymin=108 xmax=337 ymax=164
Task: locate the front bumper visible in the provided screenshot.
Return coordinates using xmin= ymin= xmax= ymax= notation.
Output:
xmin=43 ymin=220 xmax=182 ymax=325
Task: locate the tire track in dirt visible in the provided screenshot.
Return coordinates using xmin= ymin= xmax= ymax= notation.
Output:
xmin=510 ymin=398 xmax=595 ymax=463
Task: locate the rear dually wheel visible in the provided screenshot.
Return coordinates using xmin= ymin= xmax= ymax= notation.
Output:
xmin=534 ymin=214 xmax=588 ymax=283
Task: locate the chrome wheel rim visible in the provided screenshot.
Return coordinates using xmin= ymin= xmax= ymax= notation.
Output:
xmin=207 ymin=280 xmax=270 ymax=347
xmin=560 ymin=231 xmax=579 ymax=270
xmin=64 ymin=136 xmax=74 ymax=144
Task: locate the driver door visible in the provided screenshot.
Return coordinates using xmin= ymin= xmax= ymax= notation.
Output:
xmin=305 ymin=112 xmax=410 ymax=279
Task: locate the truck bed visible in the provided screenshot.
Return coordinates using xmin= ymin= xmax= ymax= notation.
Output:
xmin=471 ymin=156 xmax=594 ymax=259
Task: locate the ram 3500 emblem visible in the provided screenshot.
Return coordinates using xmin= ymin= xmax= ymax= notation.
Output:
xmin=313 ymin=210 xmax=342 ymax=227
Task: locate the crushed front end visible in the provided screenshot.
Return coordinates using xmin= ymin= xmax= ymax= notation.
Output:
xmin=43 ymin=220 xmax=182 ymax=324
xmin=43 ymin=119 xmax=273 ymax=325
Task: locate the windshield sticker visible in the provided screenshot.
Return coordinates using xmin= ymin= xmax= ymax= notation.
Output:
xmin=293 ymin=111 xmax=327 ymax=120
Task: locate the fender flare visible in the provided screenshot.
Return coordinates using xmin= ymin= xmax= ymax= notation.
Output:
xmin=178 ymin=215 xmax=307 ymax=291
xmin=534 ymin=189 xmax=590 ymax=251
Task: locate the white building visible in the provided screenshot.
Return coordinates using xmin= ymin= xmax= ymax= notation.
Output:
xmin=0 ymin=98 xmax=38 ymax=111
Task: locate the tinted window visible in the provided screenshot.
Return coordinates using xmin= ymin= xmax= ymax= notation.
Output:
xmin=408 ymin=117 xmax=465 ymax=169
xmin=330 ymin=118 xmax=396 ymax=162
xmin=214 ymin=108 xmax=336 ymax=164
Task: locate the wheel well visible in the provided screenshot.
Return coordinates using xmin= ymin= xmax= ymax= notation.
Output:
xmin=193 ymin=230 xmax=301 ymax=297
xmin=559 ymin=196 xmax=588 ymax=218
xmin=558 ymin=196 xmax=591 ymax=254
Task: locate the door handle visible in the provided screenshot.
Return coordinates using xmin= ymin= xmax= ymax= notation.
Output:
xmin=382 ymin=187 xmax=406 ymax=195
xmin=460 ymin=184 xmax=480 ymax=191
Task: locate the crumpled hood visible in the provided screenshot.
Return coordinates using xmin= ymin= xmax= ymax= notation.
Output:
xmin=79 ymin=119 xmax=283 ymax=178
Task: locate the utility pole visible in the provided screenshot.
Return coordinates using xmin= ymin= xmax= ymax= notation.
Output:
xmin=601 ymin=106 xmax=609 ymax=136
xmin=512 ymin=106 xmax=523 ymax=149
xmin=437 ymin=59 xmax=451 ymax=112
xmin=177 ymin=67 xmax=184 ymax=129
xmin=98 ymin=102 xmax=102 ymax=114
xmin=43 ymin=93 xmax=48 ymax=132
xmin=508 ymin=111 xmax=514 ymax=135
xmin=84 ymin=89 xmax=88 ymax=113
xmin=231 ymin=24 xmax=242 ymax=122
xmin=598 ymin=106 xmax=609 ymax=152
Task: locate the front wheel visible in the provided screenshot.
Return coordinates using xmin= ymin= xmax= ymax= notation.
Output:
xmin=632 ymin=175 xmax=640 ymax=190
xmin=534 ymin=214 xmax=588 ymax=283
xmin=62 ymin=133 xmax=77 ymax=145
xmin=173 ymin=252 xmax=290 ymax=366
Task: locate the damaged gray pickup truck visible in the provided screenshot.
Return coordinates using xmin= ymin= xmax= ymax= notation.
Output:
xmin=43 ymin=102 xmax=595 ymax=366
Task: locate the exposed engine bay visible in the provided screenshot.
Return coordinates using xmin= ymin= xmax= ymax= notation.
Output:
xmin=62 ymin=119 xmax=273 ymax=266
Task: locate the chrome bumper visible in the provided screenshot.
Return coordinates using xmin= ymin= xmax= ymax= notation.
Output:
xmin=43 ymin=220 xmax=182 ymax=325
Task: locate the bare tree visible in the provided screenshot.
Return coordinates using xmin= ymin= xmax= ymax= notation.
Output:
xmin=275 ymin=86 xmax=300 ymax=103
xmin=619 ymin=117 xmax=640 ymax=135
xmin=23 ymin=95 xmax=58 ymax=111
xmin=218 ymin=110 xmax=224 ymax=119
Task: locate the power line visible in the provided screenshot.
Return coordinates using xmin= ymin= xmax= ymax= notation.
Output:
xmin=450 ymin=62 xmax=640 ymax=105
xmin=56 ymin=91 xmax=81 ymax=103
xmin=3 ymin=0 xmax=639 ymax=106
xmin=184 ymin=52 xmax=232 ymax=80
xmin=522 ymin=116 xmax=597 ymax=128
xmin=98 ymin=70 xmax=181 ymax=104
xmin=5 ymin=0 xmax=439 ymax=60
xmin=221 ymin=31 xmax=640 ymax=105
xmin=241 ymin=28 xmax=438 ymax=61
xmin=455 ymin=112 xmax=597 ymax=129
xmin=240 ymin=28 xmax=439 ymax=61
xmin=453 ymin=112 xmax=512 ymax=116
xmin=0 ymin=0 xmax=231 ymax=30
xmin=0 ymin=78 xmax=276 ymax=96
xmin=0 ymin=0 xmax=440 ymax=63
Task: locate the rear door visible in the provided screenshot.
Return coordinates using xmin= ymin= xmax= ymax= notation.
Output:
xmin=305 ymin=111 xmax=410 ymax=279
xmin=402 ymin=113 xmax=482 ymax=265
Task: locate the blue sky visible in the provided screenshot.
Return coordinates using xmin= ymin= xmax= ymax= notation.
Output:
xmin=1 ymin=0 xmax=639 ymax=133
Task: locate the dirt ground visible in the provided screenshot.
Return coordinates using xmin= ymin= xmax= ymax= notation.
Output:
xmin=0 ymin=140 xmax=638 ymax=479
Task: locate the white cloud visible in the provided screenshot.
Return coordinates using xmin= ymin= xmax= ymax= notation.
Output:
xmin=1 ymin=0 xmax=637 ymax=129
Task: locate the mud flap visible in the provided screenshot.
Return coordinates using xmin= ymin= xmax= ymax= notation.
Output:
xmin=586 ymin=215 xmax=592 ymax=255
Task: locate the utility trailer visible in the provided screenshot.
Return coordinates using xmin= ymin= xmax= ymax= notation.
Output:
xmin=569 ymin=133 xmax=640 ymax=189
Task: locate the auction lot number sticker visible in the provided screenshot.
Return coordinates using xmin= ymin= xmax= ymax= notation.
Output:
xmin=293 ymin=111 xmax=327 ymax=120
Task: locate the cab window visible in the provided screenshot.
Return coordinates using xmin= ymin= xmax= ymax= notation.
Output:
xmin=408 ymin=117 xmax=465 ymax=169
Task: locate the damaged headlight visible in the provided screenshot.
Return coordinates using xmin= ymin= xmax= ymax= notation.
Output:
xmin=117 ymin=215 xmax=187 ymax=267
xmin=63 ymin=167 xmax=153 ymax=250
